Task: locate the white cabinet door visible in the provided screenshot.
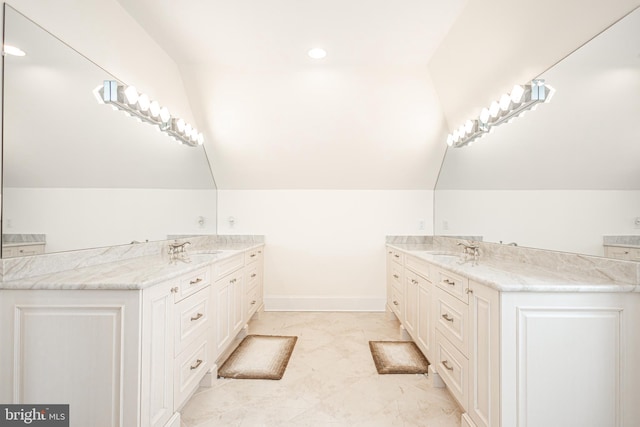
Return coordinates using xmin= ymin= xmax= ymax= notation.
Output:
xmin=141 ymin=281 xmax=175 ymax=427
xmin=404 ymin=271 xmax=418 ymax=339
xmin=0 ymin=290 xmax=141 ymax=427
xmin=468 ymin=281 xmax=499 ymax=427
xmin=231 ymin=271 xmax=245 ymax=336
xmin=213 ymin=278 xmax=232 ymax=358
xmin=416 ymin=279 xmax=434 ymax=362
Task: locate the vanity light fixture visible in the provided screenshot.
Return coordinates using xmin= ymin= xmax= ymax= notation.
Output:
xmin=95 ymin=80 xmax=204 ymax=147
xmin=447 ymin=79 xmax=554 ymax=148
xmin=2 ymin=44 xmax=26 ymax=56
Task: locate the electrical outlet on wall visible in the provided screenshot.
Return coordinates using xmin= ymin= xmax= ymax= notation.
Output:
xmin=635 ymin=217 xmax=640 ymax=229
xmin=418 ymin=219 xmax=425 ymax=231
xmin=442 ymin=220 xmax=449 ymax=231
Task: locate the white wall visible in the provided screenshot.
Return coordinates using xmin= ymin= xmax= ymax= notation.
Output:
xmin=218 ymin=190 xmax=432 ymax=311
xmin=3 ymin=188 xmax=217 ymax=253
xmin=180 ymin=65 xmax=448 ymax=190
xmin=435 ymin=190 xmax=640 ymax=256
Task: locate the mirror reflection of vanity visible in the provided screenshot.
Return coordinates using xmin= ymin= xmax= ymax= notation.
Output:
xmin=434 ymin=6 xmax=640 ymax=259
xmin=1 ymin=5 xmax=217 ymax=258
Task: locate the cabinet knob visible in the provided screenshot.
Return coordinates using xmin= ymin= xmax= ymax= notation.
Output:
xmin=393 ymin=301 xmax=399 ymax=306
xmin=251 ymin=273 xmax=257 ymax=278
xmin=393 ymin=274 xmax=399 ymax=279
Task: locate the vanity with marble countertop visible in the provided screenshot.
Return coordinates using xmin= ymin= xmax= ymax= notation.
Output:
xmin=386 ymin=236 xmax=640 ymax=427
xmin=0 ymin=236 xmax=265 ymax=427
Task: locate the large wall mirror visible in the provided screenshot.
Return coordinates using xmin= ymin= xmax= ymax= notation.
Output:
xmin=1 ymin=5 xmax=217 ymax=257
xmin=434 ymin=6 xmax=640 ymax=258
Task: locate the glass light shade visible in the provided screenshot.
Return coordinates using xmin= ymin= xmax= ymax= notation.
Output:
xmin=464 ymin=120 xmax=474 ymax=133
xmin=138 ymin=94 xmax=150 ymax=111
xmin=185 ymin=124 xmax=193 ymax=136
xmin=176 ymin=119 xmax=186 ymax=133
xmin=124 ymin=86 xmax=138 ymax=105
xmin=489 ymin=101 xmax=500 ymax=117
xmin=446 ymin=134 xmax=454 ymax=146
xmin=149 ymin=101 xmax=160 ymax=117
xmin=499 ymin=94 xmax=511 ymax=111
xmin=510 ymin=85 xmax=525 ymax=103
xmin=479 ymin=108 xmax=490 ymax=123
xmin=159 ymin=107 xmax=170 ymax=122
xmin=197 ymin=133 xmax=204 ymax=145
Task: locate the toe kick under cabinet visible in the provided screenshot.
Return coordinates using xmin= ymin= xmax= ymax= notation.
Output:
xmin=386 ymin=245 xmax=640 ymax=427
xmin=0 ymin=245 xmax=265 ymax=427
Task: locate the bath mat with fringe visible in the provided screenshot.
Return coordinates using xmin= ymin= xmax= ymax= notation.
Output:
xmin=369 ymin=341 xmax=429 ymax=374
xmin=218 ymin=334 xmax=298 ymax=380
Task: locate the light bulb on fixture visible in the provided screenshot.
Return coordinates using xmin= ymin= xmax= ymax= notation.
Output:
xmin=159 ymin=107 xmax=170 ymax=123
xmin=489 ymin=101 xmax=500 ymax=118
xmin=176 ymin=119 xmax=186 ymax=133
xmin=138 ymin=94 xmax=150 ymax=111
xmin=511 ymin=85 xmax=525 ymax=103
xmin=197 ymin=133 xmax=204 ymax=145
xmin=499 ymin=94 xmax=511 ymax=111
xmin=149 ymin=101 xmax=160 ymax=117
xmin=124 ymin=86 xmax=138 ymax=105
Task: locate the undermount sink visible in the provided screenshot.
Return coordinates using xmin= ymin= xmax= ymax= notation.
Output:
xmin=421 ymin=250 xmax=460 ymax=257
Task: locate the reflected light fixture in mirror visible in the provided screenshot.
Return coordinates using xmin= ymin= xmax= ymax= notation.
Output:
xmin=2 ymin=44 xmax=26 ymax=56
xmin=447 ymin=79 xmax=555 ymax=148
xmin=308 ymin=48 xmax=327 ymax=59
xmin=95 ymin=80 xmax=204 ymax=147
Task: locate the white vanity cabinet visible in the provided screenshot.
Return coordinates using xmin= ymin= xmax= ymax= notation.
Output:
xmin=604 ymin=245 xmax=640 ymax=261
xmin=387 ymin=245 xmax=640 ymax=427
xmin=0 ymin=245 xmax=266 ymax=427
xmin=386 ymin=248 xmax=404 ymax=319
xmin=212 ymin=253 xmax=246 ymax=359
xmin=244 ymin=248 xmax=264 ymax=320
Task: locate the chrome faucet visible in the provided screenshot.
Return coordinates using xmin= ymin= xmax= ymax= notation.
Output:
xmin=168 ymin=241 xmax=191 ymax=263
xmin=457 ymin=241 xmax=480 ymax=265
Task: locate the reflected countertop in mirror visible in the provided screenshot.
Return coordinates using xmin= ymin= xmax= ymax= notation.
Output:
xmin=1 ymin=5 xmax=217 ymax=257
xmin=434 ymin=6 xmax=640 ymax=259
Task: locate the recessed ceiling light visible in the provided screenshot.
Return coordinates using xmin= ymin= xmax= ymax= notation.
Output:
xmin=3 ymin=44 xmax=26 ymax=57
xmin=307 ymin=48 xmax=327 ymax=59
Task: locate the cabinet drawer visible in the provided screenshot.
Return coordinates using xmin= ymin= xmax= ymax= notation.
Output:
xmin=390 ymin=286 xmax=402 ymax=318
xmin=213 ymin=253 xmax=244 ymax=281
xmin=436 ymin=289 xmax=468 ymax=355
xmin=174 ymin=331 xmax=210 ymax=410
xmin=247 ymin=286 xmax=260 ymax=318
xmin=437 ymin=269 xmax=469 ymax=303
xmin=245 ymin=247 xmax=263 ymax=264
xmin=174 ymin=267 xmax=211 ymax=302
xmin=406 ymin=255 xmax=431 ymax=280
xmin=436 ymin=330 xmax=468 ymax=410
xmin=175 ymin=287 xmax=210 ymax=356
xmin=390 ymin=262 xmax=403 ymax=291
xmin=387 ymin=247 xmax=405 ymax=266
xmin=246 ymin=264 xmax=260 ymax=290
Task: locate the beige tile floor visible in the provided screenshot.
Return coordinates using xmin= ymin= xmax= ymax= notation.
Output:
xmin=181 ymin=311 xmax=462 ymax=427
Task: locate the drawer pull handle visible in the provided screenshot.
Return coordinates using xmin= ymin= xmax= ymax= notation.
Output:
xmin=258 ymin=251 xmax=262 ymax=254
xmin=441 ymin=360 xmax=454 ymax=371
xmin=190 ymin=313 xmax=204 ymax=321
xmin=393 ymin=300 xmax=399 ymax=306
xmin=251 ymin=300 xmax=256 ymax=305
xmin=388 ymin=251 xmax=392 ymax=254
xmin=411 ymin=279 xmax=418 ymax=284
xmin=466 ymin=288 xmax=473 ymax=294
xmin=394 ymin=254 xmax=400 ymax=258
xmin=443 ymin=279 xmax=455 ymax=286
xmin=171 ymin=287 xmax=179 ymax=293
xmin=230 ymin=278 xmax=237 ymax=284
xmin=251 ymin=273 xmax=257 ymax=278
xmin=190 ymin=278 xmax=203 ymax=285
xmin=190 ymin=359 xmax=203 ymax=370
xmin=442 ymin=313 xmax=454 ymax=322
xmin=393 ymin=274 xmax=399 ymax=279
xmin=250 ymin=254 xmax=256 ymax=258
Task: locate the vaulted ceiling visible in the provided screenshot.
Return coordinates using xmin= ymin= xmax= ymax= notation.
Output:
xmin=116 ymin=0 xmax=640 ymax=190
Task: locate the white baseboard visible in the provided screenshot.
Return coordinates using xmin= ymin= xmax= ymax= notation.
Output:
xmin=264 ymin=296 xmax=386 ymax=312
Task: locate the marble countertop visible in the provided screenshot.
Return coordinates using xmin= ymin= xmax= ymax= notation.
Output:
xmin=2 ymin=241 xmax=46 ymax=248
xmin=388 ymin=243 xmax=639 ymax=293
xmin=0 ymin=243 xmax=263 ymax=291
xmin=604 ymin=243 xmax=640 ymax=249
